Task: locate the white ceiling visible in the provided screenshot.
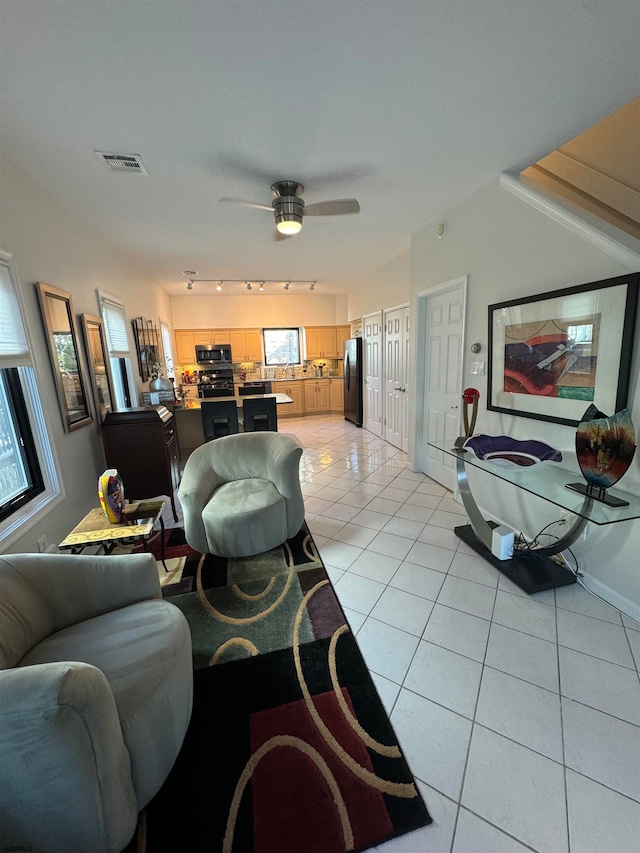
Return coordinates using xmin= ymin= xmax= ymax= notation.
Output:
xmin=1 ymin=1 xmax=638 ymax=297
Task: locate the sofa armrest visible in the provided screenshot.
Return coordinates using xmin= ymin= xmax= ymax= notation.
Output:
xmin=178 ymin=450 xmax=220 ymax=554
xmin=268 ymin=438 xmax=305 ymax=535
xmin=0 ymin=662 xmax=138 ymax=852
xmin=0 ymin=551 xmax=161 ymax=633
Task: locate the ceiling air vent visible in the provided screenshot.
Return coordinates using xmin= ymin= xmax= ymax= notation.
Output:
xmin=95 ymin=151 xmax=148 ymax=175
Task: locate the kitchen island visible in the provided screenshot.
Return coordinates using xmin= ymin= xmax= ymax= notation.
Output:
xmin=174 ymin=392 xmax=292 ymax=456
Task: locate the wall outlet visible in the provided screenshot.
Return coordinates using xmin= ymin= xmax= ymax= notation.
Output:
xmin=36 ymin=535 xmax=48 ymax=553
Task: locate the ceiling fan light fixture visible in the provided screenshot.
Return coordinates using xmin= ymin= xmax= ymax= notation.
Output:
xmin=276 ymin=217 xmax=302 ymax=235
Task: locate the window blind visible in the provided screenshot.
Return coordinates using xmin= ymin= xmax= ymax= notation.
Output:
xmin=100 ymin=294 xmax=130 ymax=357
xmin=0 ymin=256 xmax=30 ymax=368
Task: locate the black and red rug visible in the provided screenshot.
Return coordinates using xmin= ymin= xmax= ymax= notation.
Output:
xmin=128 ymin=524 xmax=431 ymax=852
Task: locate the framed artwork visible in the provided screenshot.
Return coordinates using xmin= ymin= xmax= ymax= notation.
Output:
xmin=36 ymin=282 xmax=94 ymax=432
xmin=488 ymin=272 xmax=639 ymax=427
xmin=80 ymin=314 xmax=115 ymax=423
xmin=132 ymin=316 xmax=161 ymax=382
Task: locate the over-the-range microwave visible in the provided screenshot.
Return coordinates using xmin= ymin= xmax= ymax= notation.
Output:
xmin=195 ymin=344 xmax=232 ymax=364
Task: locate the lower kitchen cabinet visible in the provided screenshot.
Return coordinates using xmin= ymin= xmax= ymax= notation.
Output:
xmin=304 ymin=379 xmax=331 ymax=413
xmin=330 ymin=378 xmax=344 ymax=413
xmin=276 ymin=380 xmax=304 ymax=417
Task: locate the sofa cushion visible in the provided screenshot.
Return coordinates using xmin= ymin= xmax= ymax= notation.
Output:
xmin=203 ymin=478 xmax=287 ymax=557
xmin=19 ymin=599 xmax=193 ymax=808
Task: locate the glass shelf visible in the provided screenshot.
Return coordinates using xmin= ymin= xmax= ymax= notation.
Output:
xmin=427 ymin=440 xmax=640 ymax=526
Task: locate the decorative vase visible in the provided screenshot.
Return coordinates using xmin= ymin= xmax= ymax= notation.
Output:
xmin=569 ymin=405 xmax=636 ymax=506
xmin=98 ymin=469 xmax=125 ymax=523
xmin=149 ymin=375 xmax=173 ymax=392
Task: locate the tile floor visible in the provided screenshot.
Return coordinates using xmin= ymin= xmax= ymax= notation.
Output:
xmin=277 ymin=414 xmax=640 ymax=853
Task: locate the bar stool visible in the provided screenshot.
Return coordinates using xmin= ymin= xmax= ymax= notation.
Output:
xmin=242 ymin=397 xmax=278 ymax=432
xmin=201 ymin=400 xmax=239 ymax=441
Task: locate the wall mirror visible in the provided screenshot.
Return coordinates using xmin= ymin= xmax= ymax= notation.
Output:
xmin=81 ymin=313 xmax=115 ymax=422
xmin=36 ymin=281 xmax=93 ymax=432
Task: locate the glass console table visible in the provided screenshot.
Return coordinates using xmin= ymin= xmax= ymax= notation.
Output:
xmin=427 ymin=439 xmax=640 ymax=594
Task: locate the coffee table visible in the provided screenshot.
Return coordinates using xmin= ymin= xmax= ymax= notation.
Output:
xmin=59 ymin=500 xmax=167 ymax=570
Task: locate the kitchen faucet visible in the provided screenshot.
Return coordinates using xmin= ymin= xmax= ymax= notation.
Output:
xmin=283 ymin=362 xmax=294 ymax=377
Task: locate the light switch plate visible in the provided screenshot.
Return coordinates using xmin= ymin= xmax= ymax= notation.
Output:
xmin=471 ymin=361 xmax=485 ymax=375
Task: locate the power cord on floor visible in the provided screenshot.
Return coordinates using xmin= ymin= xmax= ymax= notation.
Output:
xmin=512 ymin=518 xmax=639 ymax=625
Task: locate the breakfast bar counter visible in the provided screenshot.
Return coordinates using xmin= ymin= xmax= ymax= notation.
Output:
xmin=174 ymin=392 xmax=292 ymax=454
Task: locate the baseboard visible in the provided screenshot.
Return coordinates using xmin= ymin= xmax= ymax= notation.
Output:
xmin=578 ymin=571 xmax=640 ymax=625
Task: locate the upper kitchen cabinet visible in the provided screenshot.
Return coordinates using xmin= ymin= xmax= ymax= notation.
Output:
xmin=194 ymin=329 xmax=230 ymax=346
xmin=229 ymin=329 xmax=263 ymax=362
xmin=175 ymin=330 xmax=197 ymax=364
xmin=305 ymin=326 xmax=339 ymax=359
xmin=336 ymin=325 xmax=351 ymax=358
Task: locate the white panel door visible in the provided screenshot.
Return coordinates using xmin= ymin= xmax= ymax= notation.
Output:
xmin=422 ymin=286 xmax=464 ymax=489
xmin=383 ymin=307 xmax=410 ymax=450
xmin=401 ymin=309 xmax=410 ymax=452
xmin=363 ymin=311 xmax=383 ymax=437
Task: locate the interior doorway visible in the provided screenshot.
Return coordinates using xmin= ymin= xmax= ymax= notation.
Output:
xmin=413 ymin=277 xmax=467 ymax=490
xmin=363 ymin=311 xmax=383 ymax=437
xmin=383 ymin=305 xmax=410 ymax=451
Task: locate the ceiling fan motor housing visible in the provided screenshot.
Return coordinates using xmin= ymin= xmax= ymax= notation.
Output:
xmin=272 ymin=181 xmax=305 ymax=230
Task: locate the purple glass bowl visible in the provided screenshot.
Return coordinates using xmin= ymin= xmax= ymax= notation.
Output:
xmin=463 ymin=435 xmax=562 ymax=470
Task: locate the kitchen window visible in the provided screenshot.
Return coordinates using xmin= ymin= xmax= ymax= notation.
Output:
xmin=263 ymin=328 xmax=302 ymax=366
xmin=0 ymin=250 xmax=61 ymax=544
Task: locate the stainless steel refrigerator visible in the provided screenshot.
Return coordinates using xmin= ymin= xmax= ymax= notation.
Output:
xmin=344 ymin=337 xmax=363 ymax=427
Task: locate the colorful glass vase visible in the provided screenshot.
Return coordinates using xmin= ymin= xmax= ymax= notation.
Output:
xmin=569 ymin=405 xmax=636 ymax=506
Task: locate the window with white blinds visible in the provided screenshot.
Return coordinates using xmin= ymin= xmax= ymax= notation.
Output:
xmin=99 ymin=292 xmax=130 ymax=357
xmin=0 ymin=255 xmax=30 ymax=368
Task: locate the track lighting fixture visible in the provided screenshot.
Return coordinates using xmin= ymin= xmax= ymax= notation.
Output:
xmin=184 ymin=278 xmax=318 ymax=292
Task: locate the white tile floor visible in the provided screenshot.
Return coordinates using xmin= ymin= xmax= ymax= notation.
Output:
xmin=279 ymin=414 xmax=640 ymax=853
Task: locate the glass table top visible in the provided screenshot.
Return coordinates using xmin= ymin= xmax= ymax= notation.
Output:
xmin=427 ymin=440 xmax=640 ymax=525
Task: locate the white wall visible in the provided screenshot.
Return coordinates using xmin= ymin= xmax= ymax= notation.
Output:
xmin=410 ymin=176 xmax=640 ymax=615
xmin=170 ymin=293 xmax=339 ymax=329
xmin=0 ymin=158 xmax=171 ymax=554
xmin=347 ymin=249 xmax=410 ymax=320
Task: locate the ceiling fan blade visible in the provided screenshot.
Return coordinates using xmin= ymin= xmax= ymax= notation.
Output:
xmin=219 ymin=197 xmax=273 ymax=212
xmin=304 ymin=199 xmax=360 ymax=217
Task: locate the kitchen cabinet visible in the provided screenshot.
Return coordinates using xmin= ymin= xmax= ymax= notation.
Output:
xmin=229 ymin=329 xmax=263 ymax=362
xmin=305 ymin=326 xmax=338 ymax=359
xmin=276 ymin=380 xmax=304 ymax=417
xmin=174 ymin=330 xmax=197 ymax=364
xmin=330 ymin=378 xmax=344 ymax=413
xmin=101 ymin=406 xmax=180 ymax=522
xmin=336 ymin=325 xmax=351 ymax=359
xmin=304 ymin=379 xmax=331 ymax=413
xmin=194 ymin=329 xmax=230 ymax=346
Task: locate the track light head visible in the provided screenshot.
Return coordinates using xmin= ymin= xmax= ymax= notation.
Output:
xmin=284 ymin=282 xmax=290 ymax=290
xmin=259 ymin=281 xmax=265 ymax=292
xmin=246 ymin=281 xmax=252 ymax=291
xmin=187 ymin=280 xmax=193 ymax=290
xmin=309 ymin=281 xmax=316 ymax=291
xmin=216 ymin=281 xmax=222 ymax=291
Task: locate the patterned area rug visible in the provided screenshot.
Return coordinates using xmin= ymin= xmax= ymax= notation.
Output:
xmin=127 ymin=524 xmax=432 ymax=852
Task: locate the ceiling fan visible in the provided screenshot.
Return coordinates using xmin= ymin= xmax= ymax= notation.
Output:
xmin=219 ymin=180 xmax=360 ymax=237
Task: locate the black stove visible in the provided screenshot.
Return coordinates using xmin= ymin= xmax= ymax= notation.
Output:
xmin=197 ymin=368 xmax=234 ymax=399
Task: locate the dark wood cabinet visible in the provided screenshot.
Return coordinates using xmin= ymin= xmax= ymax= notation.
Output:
xmin=101 ymin=406 xmax=180 ymax=522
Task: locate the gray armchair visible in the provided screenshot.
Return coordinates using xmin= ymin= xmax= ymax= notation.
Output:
xmin=0 ymin=551 xmax=193 ymax=853
xmin=178 ymin=431 xmax=305 ymax=557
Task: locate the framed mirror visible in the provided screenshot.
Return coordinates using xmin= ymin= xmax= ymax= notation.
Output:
xmin=36 ymin=281 xmax=93 ymax=432
xmin=80 ymin=313 xmax=115 ymax=422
